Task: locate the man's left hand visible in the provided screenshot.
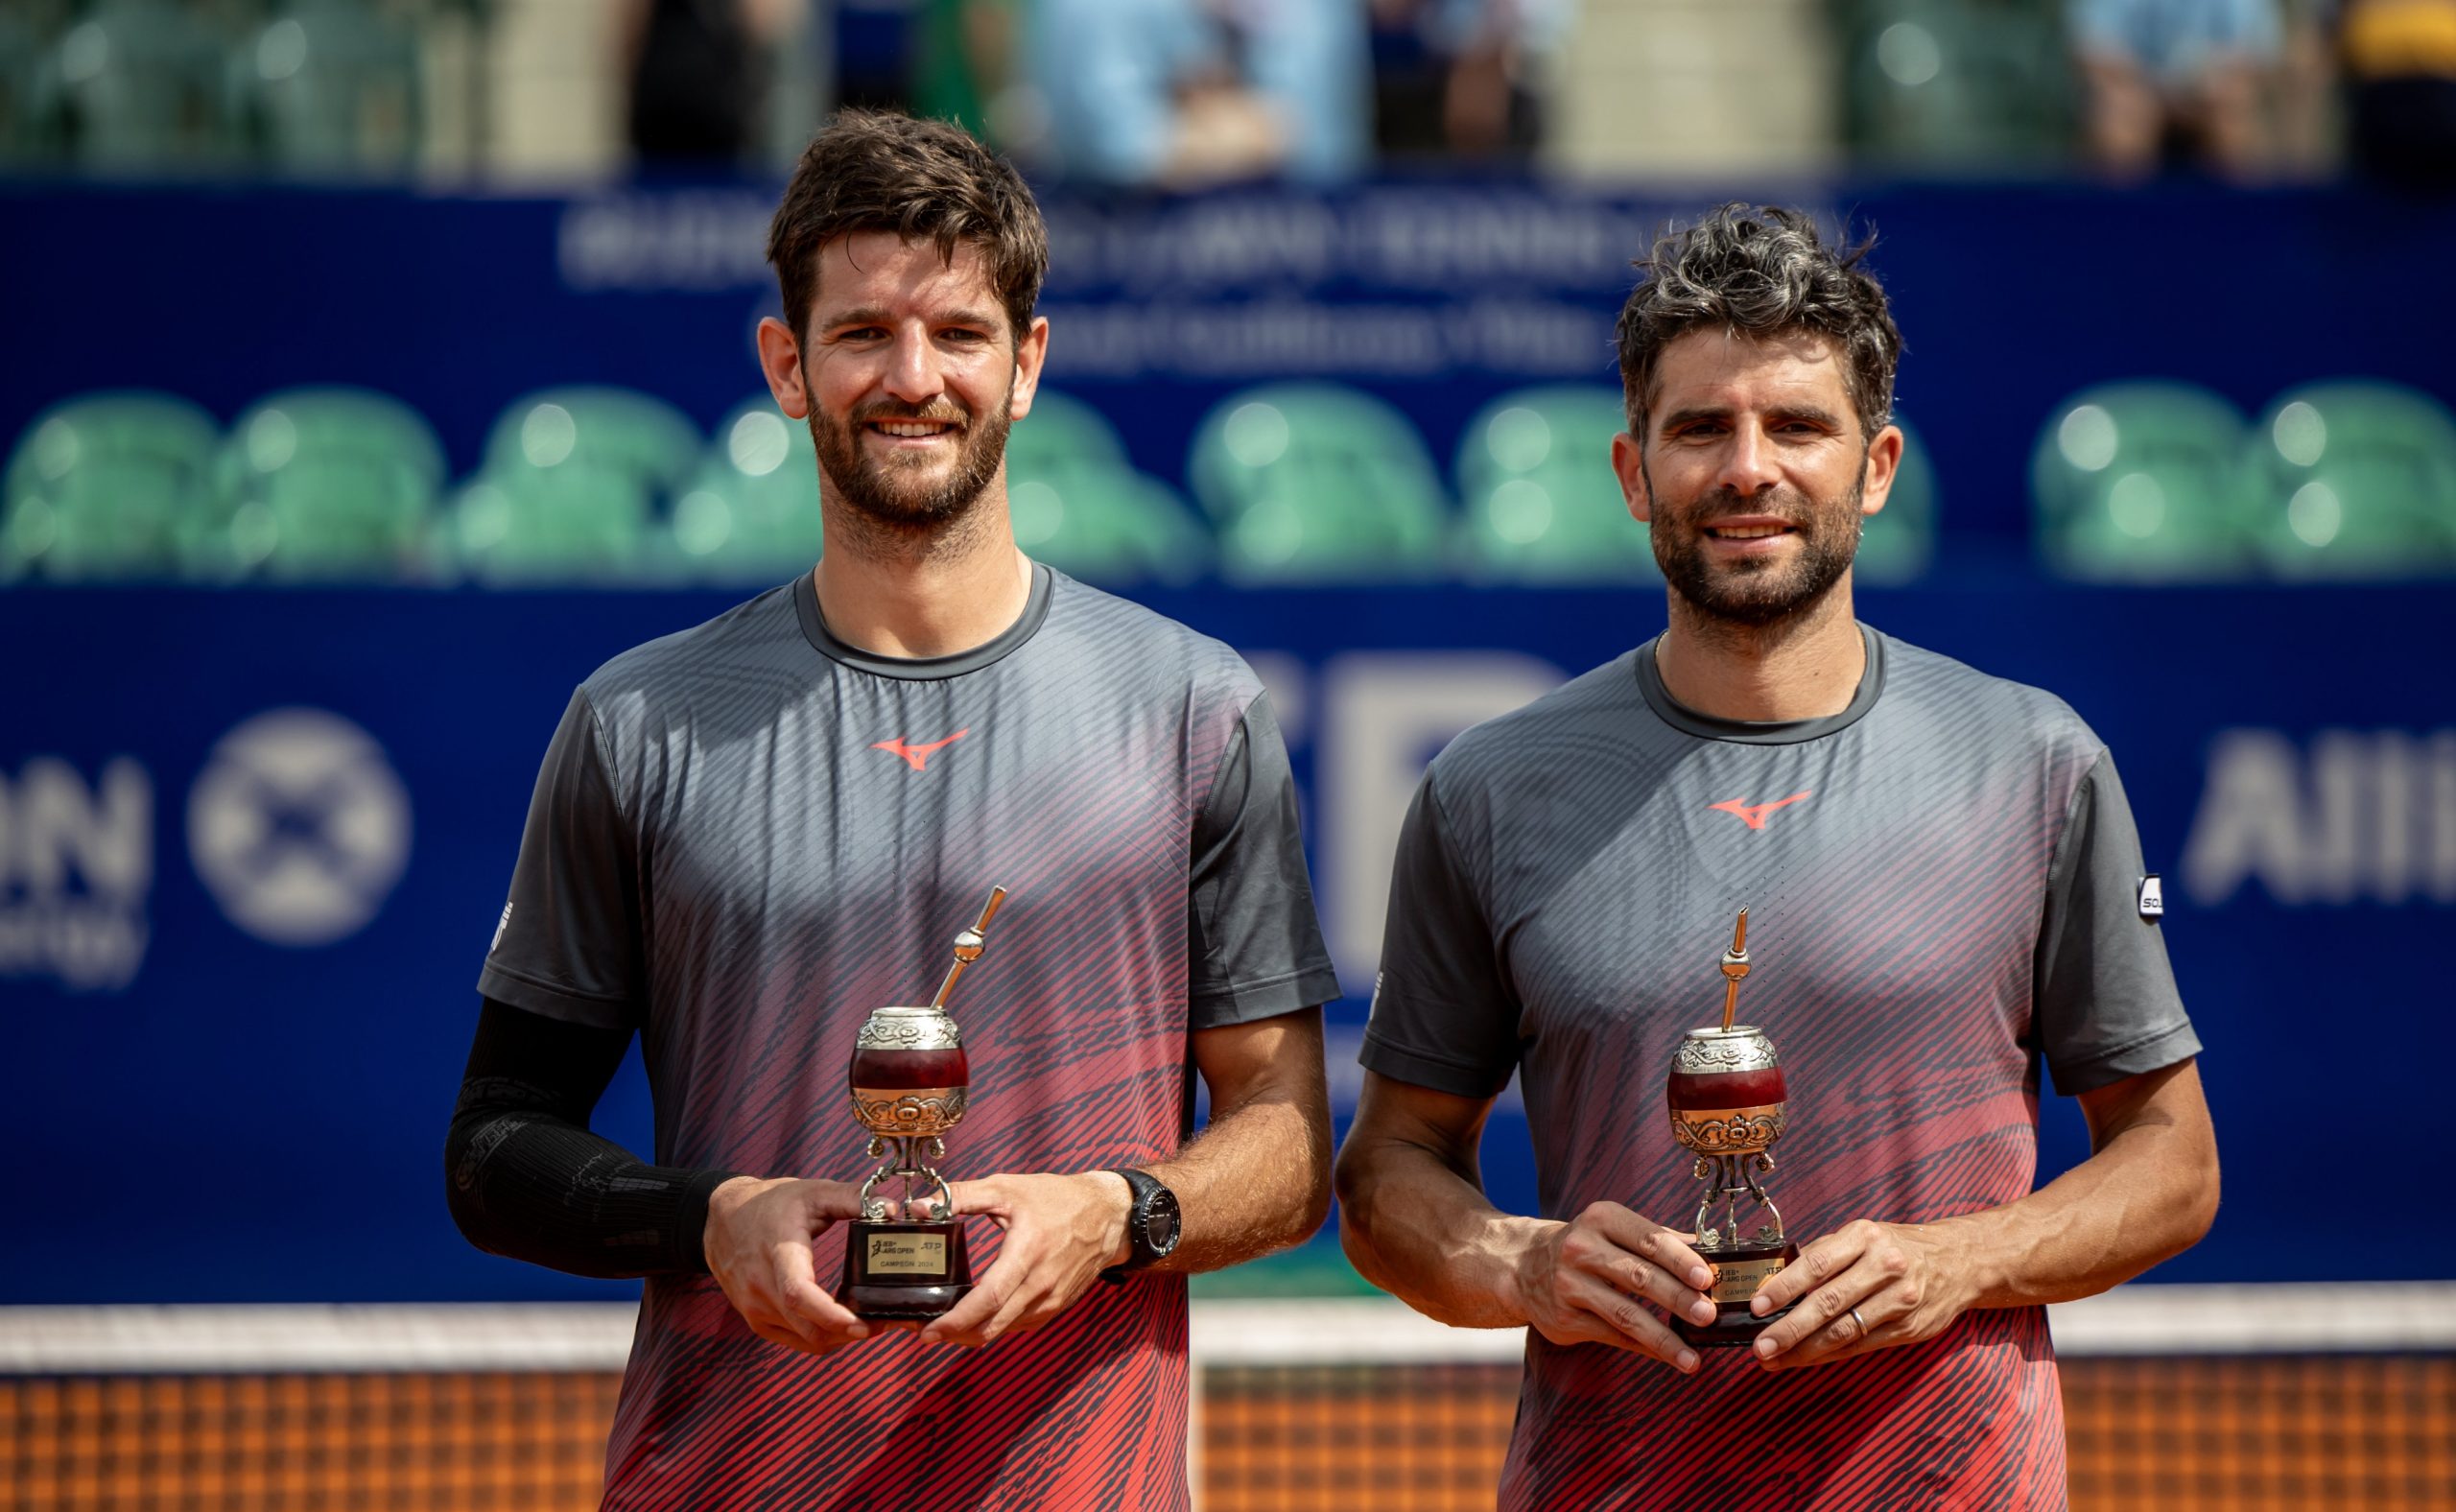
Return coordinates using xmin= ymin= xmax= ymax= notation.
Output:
xmin=1745 ymin=1218 xmax=1971 ymax=1368
xmin=921 ymin=1171 xmax=1134 ymax=1347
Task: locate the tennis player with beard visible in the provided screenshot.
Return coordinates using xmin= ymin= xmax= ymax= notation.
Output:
xmin=1334 ymin=205 xmax=2218 ymax=1508
xmin=444 ymin=110 xmax=1338 ymax=1509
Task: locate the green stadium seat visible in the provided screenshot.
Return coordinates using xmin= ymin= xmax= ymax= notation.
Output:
xmin=45 ymin=0 xmax=237 ymax=170
xmin=666 ymin=400 xmax=824 ymax=584
xmin=484 ymin=388 xmax=702 ymax=505
xmin=3 ymin=390 xmax=222 ymax=581
xmin=1009 ymin=469 xmax=1210 ymax=587
xmin=2246 ymin=381 xmax=2456 ymax=579
xmin=456 ymin=389 xmax=697 ymax=582
xmin=1856 ymin=413 xmax=1938 ymax=585
xmin=1006 ymin=388 xmax=1132 ymax=476
xmin=246 ymin=0 xmax=422 ymax=176
xmin=1455 ymin=386 xmax=1656 ymax=584
xmin=1007 ymin=389 xmax=1210 ymax=586
xmin=204 ymin=386 xmax=443 ymax=581
xmin=1187 ymin=383 xmax=1449 ymax=583
xmin=2031 ymin=381 xmax=2259 ymax=582
xmin=447 ymin=467 xmax=654 ymax=585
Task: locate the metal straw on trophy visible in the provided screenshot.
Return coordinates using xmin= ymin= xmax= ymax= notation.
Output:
xmin=1665 ymin=909 xmax=1801 ymax=1347
xmin=839 ymin=886 xmax=1007 ymax=1319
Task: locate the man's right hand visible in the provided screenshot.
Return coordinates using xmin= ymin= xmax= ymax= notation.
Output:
xmin=1507 ymin=1201 xmax=1717 ymax=1373
xmin=703 ymin=1175 xmax=873 ymax=1355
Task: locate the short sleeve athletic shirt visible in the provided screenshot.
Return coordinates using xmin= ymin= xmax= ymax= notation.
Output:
xmin=479 ymin=564 xmax=1336 ymax=1512
xmin=1363 ymin=626 xmax=2201 ymax=1511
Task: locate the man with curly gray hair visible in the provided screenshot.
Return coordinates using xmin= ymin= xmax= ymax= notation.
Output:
xmin=1337 ymin=204 xmax=2217 ymax=1507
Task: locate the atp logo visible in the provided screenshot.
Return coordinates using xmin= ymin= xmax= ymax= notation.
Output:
xmin=187 ymin=709 xmax=413 ymax=947
xmin=873 ymin=728 xmax=970 ymax=772
xmin=1710 ymin=791 xmax=1813 ymax=831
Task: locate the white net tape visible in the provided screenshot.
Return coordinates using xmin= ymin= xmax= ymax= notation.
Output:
xmin=5 ymin=1284 xmax=2451 ymax=1376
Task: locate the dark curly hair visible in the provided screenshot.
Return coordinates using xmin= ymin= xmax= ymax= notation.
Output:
xmin=767 ymin=109 xmax=1049 ymax=344
xmin=1615 ymin=204 xmax=1902 ymax=439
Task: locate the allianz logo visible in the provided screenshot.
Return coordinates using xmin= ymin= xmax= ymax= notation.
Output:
xmin=2184 ymin=728 xmax=2456 ymax=907
xmin=0 ymin=708 xmax=412 ymax=993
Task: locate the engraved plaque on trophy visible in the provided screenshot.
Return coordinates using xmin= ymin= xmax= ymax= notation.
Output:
xmin=1665 ymin=909 xmax=1801 ymax=1347
xmin=839 ymin=886 xmax=1007 ymax=1320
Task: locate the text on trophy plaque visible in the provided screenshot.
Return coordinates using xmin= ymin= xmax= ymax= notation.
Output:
xmin=864 ymin=1234 xmax=949 ymax=1276
xmin=1705 ymin=1253 xmax=1788 ymax=1304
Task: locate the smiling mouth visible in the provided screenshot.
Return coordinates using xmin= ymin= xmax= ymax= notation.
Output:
xmin=864 ymin=419 xmax=960 ymax=440
xmin=1703 ymin=523 xmax=1796 ymax=540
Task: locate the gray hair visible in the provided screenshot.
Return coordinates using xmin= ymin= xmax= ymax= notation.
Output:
xmin=1615 ymin=204 xmax=1902 ymax=438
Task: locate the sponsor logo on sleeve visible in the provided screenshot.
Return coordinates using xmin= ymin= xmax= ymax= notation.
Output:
xmin=2137 ymin=873 xmax=2164 ymax=921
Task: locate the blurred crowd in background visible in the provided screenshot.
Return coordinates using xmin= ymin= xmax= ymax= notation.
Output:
xmin=1 ymin=0 xmax=2451 ymax=191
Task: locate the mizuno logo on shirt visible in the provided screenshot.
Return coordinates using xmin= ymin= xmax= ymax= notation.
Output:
xmin=1710 ymin=791 xmax=1813 ymax=830
xmin=872 ymin=729 xmax=971 ymax=772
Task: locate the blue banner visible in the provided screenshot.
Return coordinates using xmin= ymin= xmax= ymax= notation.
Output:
xmin=3 ymin=581 xmax=2449 ymax=1301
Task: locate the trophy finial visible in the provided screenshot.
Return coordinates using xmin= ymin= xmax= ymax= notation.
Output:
xmin=930 ymin=886 xmax=1009 ymax=1012
xmin=1718 ymin=908 xmax=1750 ymax=1031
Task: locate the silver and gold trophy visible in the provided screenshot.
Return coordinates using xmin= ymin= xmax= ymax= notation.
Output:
xmin=1665 ymin=909 xmax=1800 ymax=1346
xmin=839 ymin=886 xmax=1006 ymax=1319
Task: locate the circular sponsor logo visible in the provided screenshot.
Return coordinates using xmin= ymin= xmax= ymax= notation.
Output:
xmin=188 ymin=708 xmax=413 ymax=946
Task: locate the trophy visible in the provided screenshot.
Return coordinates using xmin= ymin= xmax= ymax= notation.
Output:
xmin=1665 ymin=909 xmax=1799 ymax=1347
xmin=839 ymin=886 xmax=1006 ymax=1320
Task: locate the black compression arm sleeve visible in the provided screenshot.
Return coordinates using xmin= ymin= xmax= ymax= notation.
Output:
xmin=443 ymin=998 xmax=739 ymax=1279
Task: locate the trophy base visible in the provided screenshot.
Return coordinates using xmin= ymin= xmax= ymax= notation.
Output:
xmin=1674 ymin=1240 xmax=1800 ymax=1349
xmin=840 ymin=1218 xmax=972 ymax=1320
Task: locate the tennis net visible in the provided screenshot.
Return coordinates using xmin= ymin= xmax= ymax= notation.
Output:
xmin=6 ymin=1286 xmax=2452 ymax=1510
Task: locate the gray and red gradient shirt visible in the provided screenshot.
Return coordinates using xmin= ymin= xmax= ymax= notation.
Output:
xmin=1363 ymin=626 xmax=2201 ymax=1511
xmin=480 ymin=564 xmax=1336 ymax=1511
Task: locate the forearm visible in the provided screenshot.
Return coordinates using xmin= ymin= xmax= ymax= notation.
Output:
xmin=442 ymin=998 xmax=737 ymax=1280
xmin=1334 ymin=1135 xmax=1543 ymax=1330
xmin=445 ymin=1104 xmax=736 ymax=1278
xmin=1142 ymin=1079 xmax=1332 ymax=1274
xmin=1931 ymin=1096 xmax=2219 ymax=1311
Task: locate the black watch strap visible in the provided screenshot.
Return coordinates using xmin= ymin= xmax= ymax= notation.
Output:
xmin=1098 ymin=1168 xmax=1181 ymax=1284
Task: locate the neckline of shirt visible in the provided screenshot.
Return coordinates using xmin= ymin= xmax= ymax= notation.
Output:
xmin=1632 ymin=624 xmax=1886 ymax=744
xmin=791 ymin=561 xmax=1056 ymax=681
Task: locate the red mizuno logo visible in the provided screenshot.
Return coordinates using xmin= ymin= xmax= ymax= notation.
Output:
xmin=1710 ymin=791 xmax=1813 ymax=830
xmin=873 ymin=729 xmax=971 ymax=772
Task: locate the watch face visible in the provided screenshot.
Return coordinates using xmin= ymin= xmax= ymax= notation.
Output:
xmin=1145 ymin=1191 xmax=1182 ymax=1254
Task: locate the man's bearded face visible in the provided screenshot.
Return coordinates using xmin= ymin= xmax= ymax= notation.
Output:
xmin=811 ymin=385 xmax=1013 ymax=532
xmin=1632 ymin=329 xmax=1877 ymax=627
xmin=1643 ymin=465 xmax=1864 ymax=626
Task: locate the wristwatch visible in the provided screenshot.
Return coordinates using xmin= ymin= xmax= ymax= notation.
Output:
xmin=1100 ymin=1168 xmax=1182 ymax=1282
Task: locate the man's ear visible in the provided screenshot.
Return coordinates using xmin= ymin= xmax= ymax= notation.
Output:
xmin=756 ymin=317 xmax=811 ymax=420
xmin=1612 ymin=429 xmax=1652 ymax=524
xmin=1006 ymin=315 xmax=1051 ymax=423
xmin=1858 ymin=423 xmax=1904 ymax=518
